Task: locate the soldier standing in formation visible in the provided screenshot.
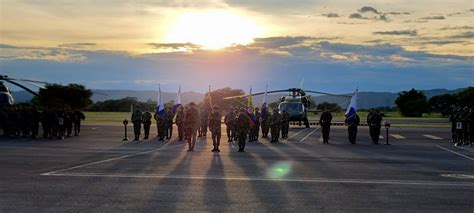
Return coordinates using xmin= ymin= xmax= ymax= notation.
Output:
xmin=247 ymin=107 xmax=256 ymax=142
xmin=65 ymin=109 xmax=74 ymax=137
xmin=252 ymin=107 xmax=261 ymax=141
xmin=0 ymin=105 xmax=85 ymax=140
xmin=451 ymin=107 xmax=473 ymax=146
xmin=165 ymin=107 xmax=174 ymax=140
xmin=280 ymin=110 xmax=290 ymax=139
xmin=199 ymin=106 xmax=209 ymax=137
xmin=57 ymin=108 xmax=66 ymax=140
xmin=225 ymin=107 xmax=236 ymax=142
xmin=269 ymin=108 xmax=281 ymax=142
xmin=345 ymin=112 xmax=360 ymax=144
xmin=260 ymin=107 xmax=270 ymax=138
xmin=131 ymin=106 xmax=142 ymax=141
xmin=73 ymin=110 xmax=86 ymax=136
xmin=142 ymin=108 xmax=152 ymax=140
xmin=184 ymin=102 xmax=200 ymax=151
xmin=175 ymin=105 xmax=185 ymax=141
xmin=367 ymin=109 xmax=382 ymax=144
xmin=154 ymin=110 xmax=166 ymax=141
xmin=319 ymin=108 xmax=332 ymax=144
xmin=236 ymin=107 xmax=250 ymax=152
xmin=209 ymin=105 xmax=222 ymax=152
xmin=30 ymin=106 xmax=41 ymax=139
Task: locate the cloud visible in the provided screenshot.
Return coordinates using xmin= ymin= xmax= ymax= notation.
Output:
xmin=349 ymin=13 xmax=366 ymax=19
xmin=349 ymin=9 xmax=388 ymax=21
xmin=421 ymin=16 xmax=445 ymax=20
xmin=387 ymin=12 xmax=411 ymax=15
xmin=322 ymin=13 xmax=340 ymax=18
xmin=146 ymin=42 xmax=202 ymax=50
xmin=421 ymin=40 xmax=466 ymax=45
xmin=358 ymin=6 xmax=379 ymax=14
xmin=449 ymin=31 xmax=474 ymax=39
xmin=1 ymin=38 xmax=472 ymax=93
xmin=373 ymin=30 xmax=417 ymax=36
xmin=439 ymin=26 xmax=474 ymax=31
xmin=58 ymin=42 xmax=97 ymax=49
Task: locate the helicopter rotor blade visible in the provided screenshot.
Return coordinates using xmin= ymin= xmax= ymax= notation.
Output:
xmin=5 ymin=79 xmax=39 ymax=96
xmin=7 ymin=77 xmax=48 ymax=85
xmin=222 ymin=89 xmax=292 ymax=100
xmin=305 ymin=90 xmax=352 ymax=98
xmin=16 ymin=80 xmax=45 ymax=89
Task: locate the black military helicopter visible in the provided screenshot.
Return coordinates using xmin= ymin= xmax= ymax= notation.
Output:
xmin=224 ymin=87 xmax=351 ymax=128
xmin=0 ymin=75 xmax=47 ymax=107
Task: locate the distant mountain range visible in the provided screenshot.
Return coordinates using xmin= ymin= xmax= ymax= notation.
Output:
xmin=11 ymin=88 xmax=465 ymax=109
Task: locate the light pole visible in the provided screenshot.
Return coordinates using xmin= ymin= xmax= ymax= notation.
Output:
xmin=384 ymin=121 xmax=391 ymax=145
xmin=123 ymin=119 xmax=129 ymax=141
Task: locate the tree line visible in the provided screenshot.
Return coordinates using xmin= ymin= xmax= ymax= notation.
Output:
xmin=23 ymin=84 xmax=473 ymax=117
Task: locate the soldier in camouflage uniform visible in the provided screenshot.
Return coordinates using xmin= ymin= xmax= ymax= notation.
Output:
xmin=199 ymin=107 xmax=209 ymax=137
xmin=142 ymin=108 xmax=152 ymax=140
xmin=154 ymin=111 xmax=166 ymax=141
xmin=269 ymin=108 xmax=281 ymax=142
xmin=236 ymin=107 xmax=250 ymax=152
xmin=131 ymin=106 xmax=142 ymax=141
xmin=260 ymin=106 xmax=270 ymax=138
xmin=225 ymin=107 xmax=236 ymax=142
xmin=253 ymin=107 xmax=261 ymax=142
xmin=184 ymin=102 xmax=200 ymax=151
xmin=280 ymin=110 xmax=290 ymax=139
xmin=209 ymin=105 xmax=222 ymax=152
xmin=165 ymin=107 xmax=174 ymax=140
xmin=175 ymin=105 xmax=185 ymax=141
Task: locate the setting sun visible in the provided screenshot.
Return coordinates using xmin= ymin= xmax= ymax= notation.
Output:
xmin=164 ymin=11 xmax=264 ymax=49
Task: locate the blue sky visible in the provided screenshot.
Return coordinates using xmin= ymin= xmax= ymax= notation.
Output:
xmin=0 ymin=0 xmax=473 ymax=94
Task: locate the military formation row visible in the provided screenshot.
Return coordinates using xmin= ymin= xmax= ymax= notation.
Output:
xmin=129 ymin=102 xmax=293 ymax=152
xmin=0 ymin=105 xmax=86 ymax=140
xmin=449 ymin=107 xmax=474 ymax=146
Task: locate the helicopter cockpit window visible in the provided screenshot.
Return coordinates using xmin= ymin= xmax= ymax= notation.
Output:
xmin=0 ymin=83 xmax=8 ymax=92
xmin=279 ymin=102 xmax=304 ymax=113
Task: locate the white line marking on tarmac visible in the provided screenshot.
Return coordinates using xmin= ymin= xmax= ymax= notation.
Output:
xmin=379 ymin=135 xmax=384 ymax=139
xmin=41 ymin=143 xmax=186 ymax=175
xmin=300 ymin=128 xmax=318 ymax=142
xmin=281 ymin=128 xmax=308 ymax=142
xmin=423 ymin=134 xmax=443 ymax=140
xmin=436 ymin=145 xmax=474 ymax=161
xmin=41 ymin=173 xmax=474 ymax=187
xmin=390 ymin=134 xmax=406 ymax=139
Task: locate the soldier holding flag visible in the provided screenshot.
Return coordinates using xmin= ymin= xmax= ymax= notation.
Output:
xmin=345 ymin=90 xmax=360 ymax=144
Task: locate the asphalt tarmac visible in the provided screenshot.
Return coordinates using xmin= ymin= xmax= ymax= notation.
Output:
xmin=0 ymin=124 xmax=473 ymax=212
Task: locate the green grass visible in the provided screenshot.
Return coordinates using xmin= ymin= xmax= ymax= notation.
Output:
xmin=84 ymin=112 xmax=131 ymax=123
xmin=83 ymin=112 xmax=449 ymax=128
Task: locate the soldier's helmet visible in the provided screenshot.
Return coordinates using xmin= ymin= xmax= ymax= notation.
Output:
xmin=189 ymin=101 xmax=196 ymax=106
xmin=213 ymin=105 xmax=219 ymax=110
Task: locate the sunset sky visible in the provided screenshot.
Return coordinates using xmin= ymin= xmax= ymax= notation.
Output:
xmin=1 ymin=0 xmax=473 ymax=93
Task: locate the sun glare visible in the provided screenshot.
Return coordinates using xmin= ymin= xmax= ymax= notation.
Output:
xmin=164 ymin=11 xmax=264 ymax=50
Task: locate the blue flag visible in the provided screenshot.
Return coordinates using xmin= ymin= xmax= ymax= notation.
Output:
xmin=345 ymin=89 xmax=358 ymax=123
xmin=157 ymin=85 xmax=166 ymax=117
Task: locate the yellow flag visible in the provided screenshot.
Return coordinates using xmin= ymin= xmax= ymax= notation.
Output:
xmin=247 ymin=85 xmax=253 ymax=108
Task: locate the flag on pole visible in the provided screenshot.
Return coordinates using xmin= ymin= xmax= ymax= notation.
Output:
xmin=157 ymin=84 xmax=166 ymax=117
xmin=172 ymin=85 xmax=182 ymax=114
xmin=247 ymin=85 xmax=253 ymax=108
xmin=261 ymin=85 xmax=268 ymax=114
xmin=345 ymin=89 xmax=358 ymax=123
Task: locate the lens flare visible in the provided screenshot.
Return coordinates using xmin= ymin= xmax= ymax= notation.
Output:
xmin=266 ymin=161 xmax=292 ymax=179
